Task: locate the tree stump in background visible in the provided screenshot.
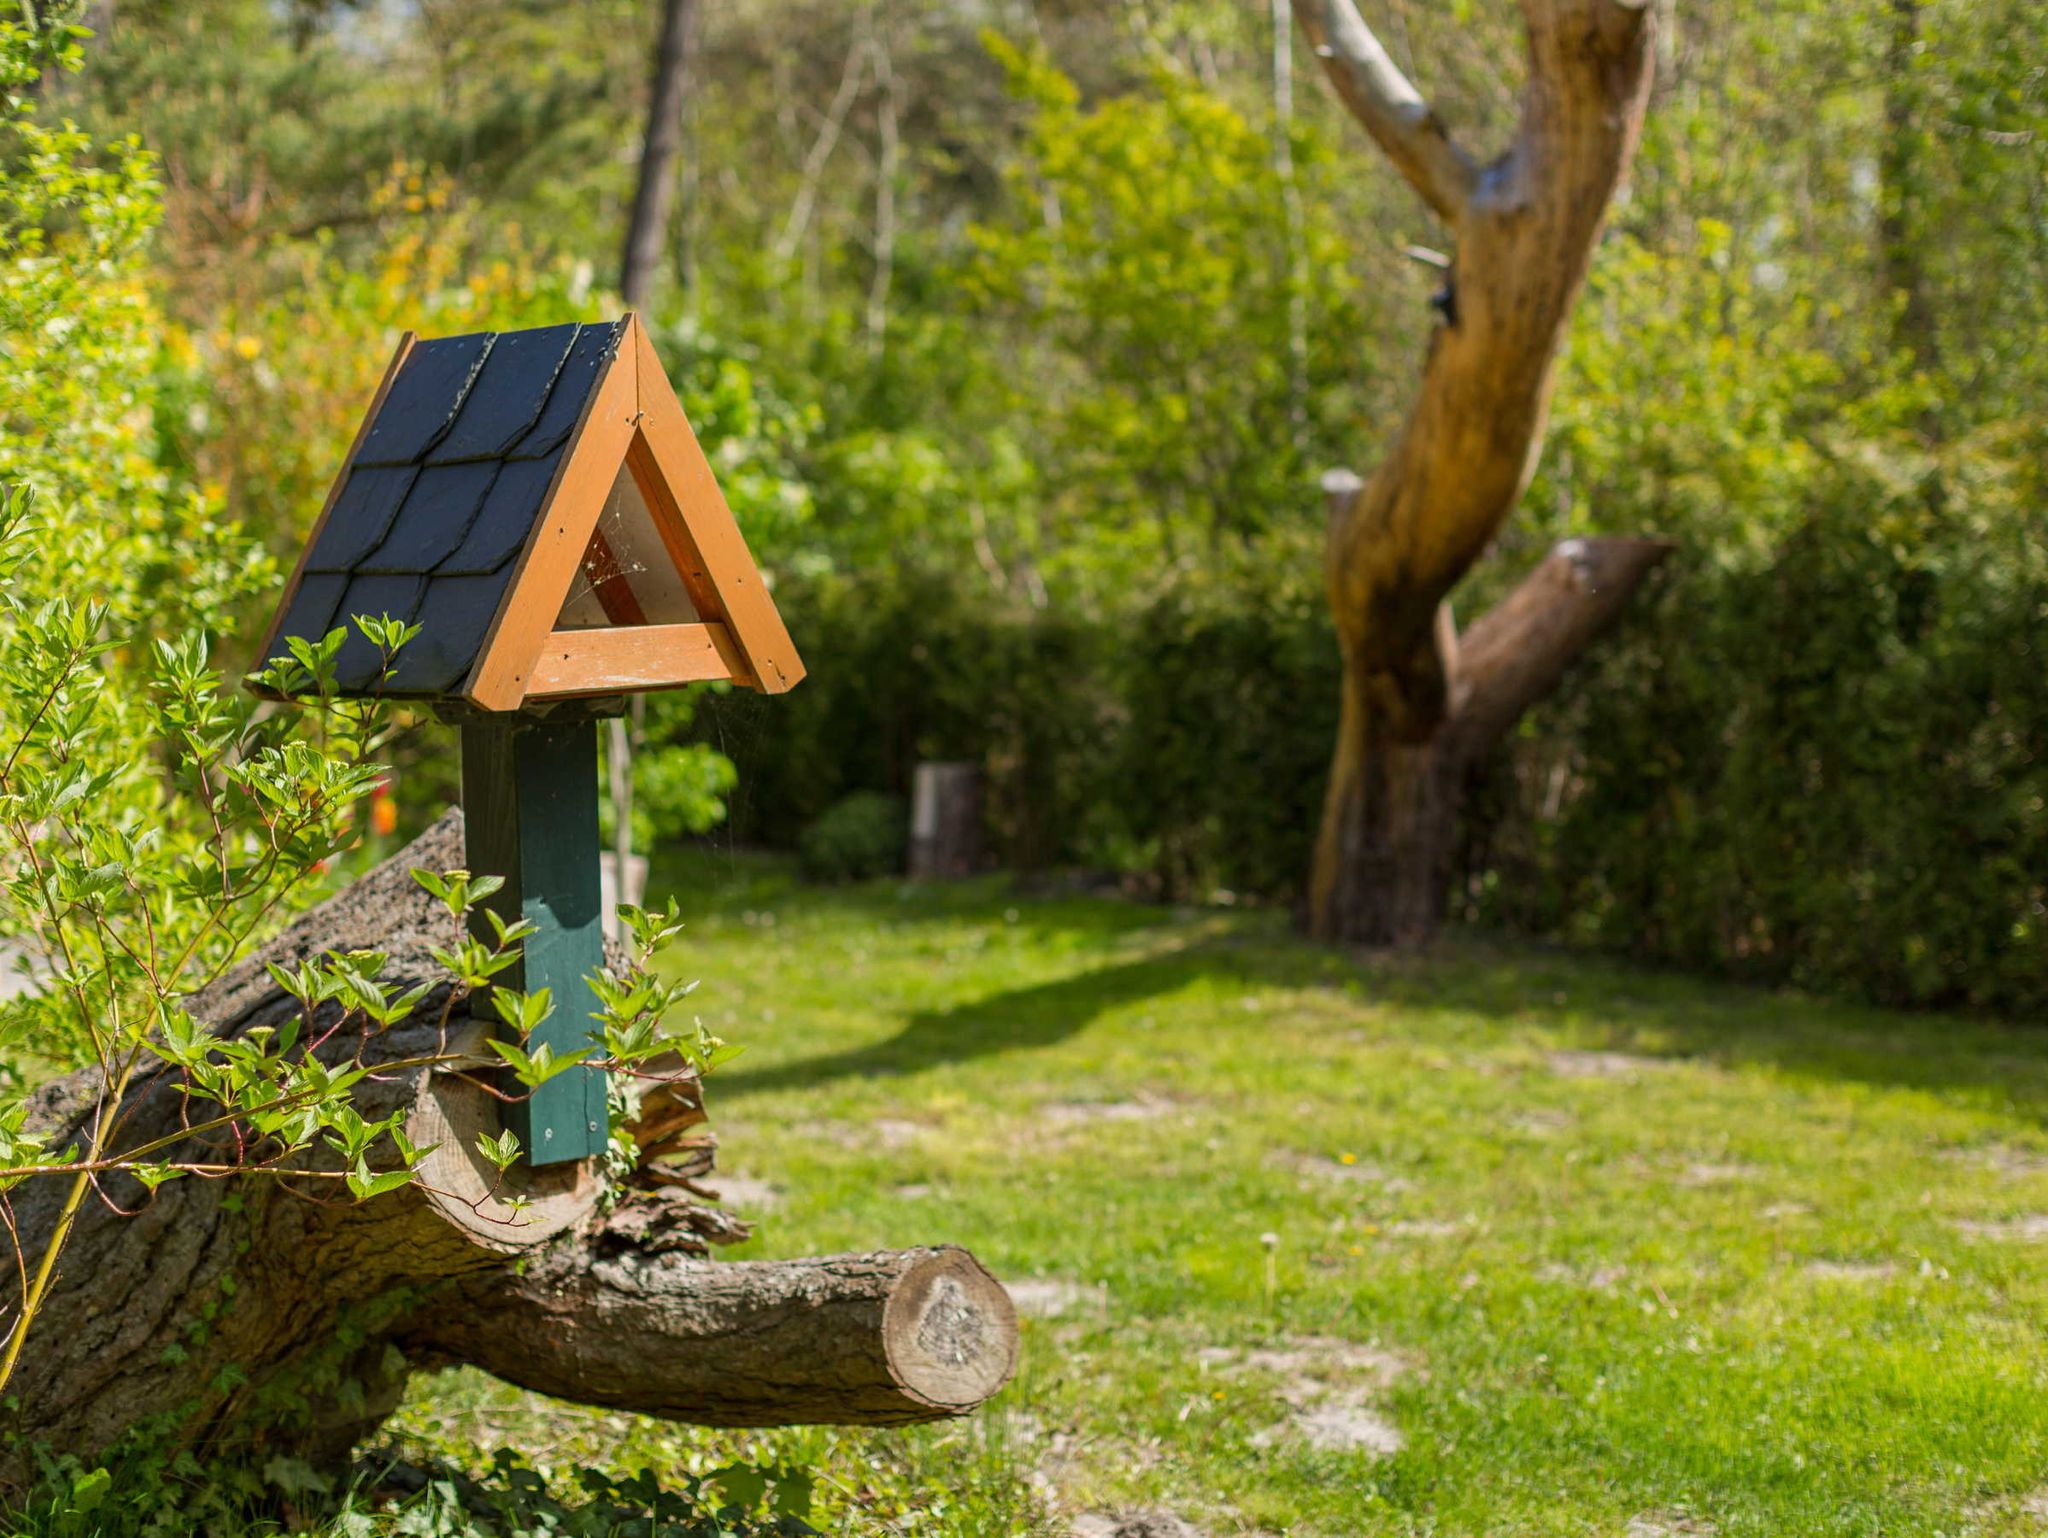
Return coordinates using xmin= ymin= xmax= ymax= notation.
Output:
xmin=909 ymin=761 xmax=983 ymax=879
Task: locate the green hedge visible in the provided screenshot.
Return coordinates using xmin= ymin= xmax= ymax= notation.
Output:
xmin=694 ymin=570 xmax=1337 ymax=893
xmin=1472 ymin=492 xmax=2048 ymax=1014
xmin=697 ymin=513 xmax=2047 ymax=1015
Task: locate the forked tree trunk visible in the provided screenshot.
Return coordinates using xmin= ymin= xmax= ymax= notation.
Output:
xmin=1293 ymin=0 xmax=1666 ymax=944
xmin=1313 ymin=537 xmax=1672 ymax=942
xmin=0 ymin=815 xmax=1016 ymax=1486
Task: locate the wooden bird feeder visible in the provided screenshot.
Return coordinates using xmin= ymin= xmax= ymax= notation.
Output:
xmin=254 ymin=313 xmax=803 ymax=1167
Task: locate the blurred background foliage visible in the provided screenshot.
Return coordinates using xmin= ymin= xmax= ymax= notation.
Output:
xmin=44 ymin=0 xmax=2048 ymax=1013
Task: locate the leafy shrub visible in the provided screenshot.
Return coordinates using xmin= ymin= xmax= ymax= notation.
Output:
xmin=700 ymin=568 xmax=1332 ymax=898
xmin=797 ymin=793 xmax=909 ymax=884
xmin=1469 ymin=443 xmax=2048 ymax=1015
xmin=9 ymin=1445 xmax=818 ymax=1536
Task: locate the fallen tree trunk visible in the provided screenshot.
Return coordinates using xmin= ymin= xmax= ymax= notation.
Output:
xmin=0 ymin=813 xmax=1016 ymax=1484
xmin=429 ymin=1246 xmax=1016 ymax=1427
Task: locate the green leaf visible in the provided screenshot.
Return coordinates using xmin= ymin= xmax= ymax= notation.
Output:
xmin=346 ymin=1158 xmax=413 ymax=1201
xmin=68 ymin=1467 xmax=111 ymax=1515
xmin=773 ymin=1468 xmax=815 ymax=1519
xmin=485 ymin=1036 xmax=590 ymax=1090
xmin=474 ymin=1127 xmax=522 ymax=1172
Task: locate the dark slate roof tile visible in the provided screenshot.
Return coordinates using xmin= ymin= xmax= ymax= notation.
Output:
xmin=427 ymin=323 xmax=580 ymax=464
xmin=264 ymin=571 xmax=348 ymax=670
xmin=383 ymin=570 xmax=518 ymax=695
xmin=355 ymin=462 xmax=501 ymax=575
xmin=304 ymin=465 xmax=419 ymax=573
xmin=265 ymin=317 xmax=631 ymax=702
xmin=508 ymin=321 xmax=623 ymax=460
xmin=355 ymin=332 xmax=494 ymax=467
xmin=435 ymin=451 xmax=564 ymax=575
xmin=329 ymin=573 xmax=427 ymax=691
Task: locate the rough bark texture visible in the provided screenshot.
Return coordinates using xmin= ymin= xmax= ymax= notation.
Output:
xmin=619 ymin=0 xmax=696 ymax=308
xmin=1293 ymin=0 xmax=1664 ymax=945
xmin=429 ymin=1245 xmax=1017 ymax=1427
xmin=0 ymin=814 xmax=1016 ymax=1485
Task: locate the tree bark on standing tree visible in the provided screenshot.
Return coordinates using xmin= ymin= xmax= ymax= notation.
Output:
xmin=620 ymin=0 xmax=697 ymax=311
xmin=609 ymin=0 xmax=700 ymax=918
xmin=1291 ymin=0 xmax=1669 ymax=946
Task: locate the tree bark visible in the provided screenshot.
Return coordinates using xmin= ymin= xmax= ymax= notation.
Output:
xmin=620 ymin=0 xmax=697 ymax=309
xmin=428 ymin=1245 xmax=1017 ymax=1428
xmin=611 ymin=0 xmax=698 ymax=915
xmin=1310 ymin=537 xmax=1671 ymax=942
xmin=0 ymin=815 xmax=1016 ymax=1485
xmin=1293 ymin=0 xmax=1663 ymax=945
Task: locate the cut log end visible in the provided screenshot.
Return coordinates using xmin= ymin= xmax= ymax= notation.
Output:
xmin=432 ymin=1238 xmax=1020 ymax=1428
xmin=408 ymin=1024 xmax=601 ymax=1253
xmin=881 ymin=1246 xmax=1020 ymax=1414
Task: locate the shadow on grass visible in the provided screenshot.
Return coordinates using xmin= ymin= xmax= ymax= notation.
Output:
xmin=713 ymin=894 xmax=2048 ymax=1126
xmin=716 ymin=941 xmax=1233 ymax=1100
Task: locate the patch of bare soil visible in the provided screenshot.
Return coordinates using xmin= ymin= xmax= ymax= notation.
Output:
xmin=1006 ymin=1278 xmax=1109 ymax=1319
xmin=1197 ymin=1336 xmax=1410 ymax=1389
xmin=1209 ymin=1334 xmax=1415 ymax=1460
xmin=1384 ymin=1217 xmax=1464 ymax=1238
xmin=699 ymin=1174 xmax=779 ymax=1210
xmin=1266 ymin=1150 xmax=1415 ymax=1191
xmin=1510 ymin=1108 xmax=1576 ymax=1137
xmin=1547 ymin=1049 xmax=1672 ymax=1080
xmin=1677 ymin=1162 xmax=1757 ymax=1187
xmin=1245 ymin=1401 xmax=1404 ymax=1456
xmin=1536 ymin=1262 xmax=1628 ymax=1291
xmin=1954 ymin=1214 xmax=2048 ymax=1241
xmin=1943 ymin=1144 xmax=2048 ymax=1178
xmin=1625 ymin=1514 xmax=1717 ymax=1538
xmin=870 ymin=1117 xmax=928 ymax=1149
xmin=1803 ymin=1259 xmax=1896 ymax=1281
xmin=1045 ymin=1096 xmax=1183 ymax=1125
xmin=1071 ymin=1513 xmax=1206 ymax=1538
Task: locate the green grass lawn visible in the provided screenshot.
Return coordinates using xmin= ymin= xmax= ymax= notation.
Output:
xmin=393 ymin=851 xmax=2048 ymax=1537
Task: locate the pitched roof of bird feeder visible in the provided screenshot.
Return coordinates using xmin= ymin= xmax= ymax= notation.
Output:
xmin=253 ymin=313 xmax=802 ymax=711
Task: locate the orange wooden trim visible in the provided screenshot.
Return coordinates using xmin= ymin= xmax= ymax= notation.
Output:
xmin=582 ymin=528 xmax=647 ymax=627
xmin=526 ymin=621 xmax=744 ymax=697
xmin=627 ymin=315 xmax=805 ymax=694
xmin=250 ymin=330 xmax=417 ymax=688
xmin=621 ymin=432 xmax=756 ymax=688
xmin=461 ymin=321 xmax=640 ymax=712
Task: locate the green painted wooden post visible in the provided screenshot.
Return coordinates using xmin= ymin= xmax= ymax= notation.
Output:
xmin=460 ymin=718 xmax=609 ymax=1167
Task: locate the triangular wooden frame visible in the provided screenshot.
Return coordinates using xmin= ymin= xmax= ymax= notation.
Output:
xmin=463 ymin=314 xmax=803 ymax=711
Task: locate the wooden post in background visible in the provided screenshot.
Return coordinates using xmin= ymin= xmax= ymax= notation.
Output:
xmin=461 ymin=719 xmax=609 ymax=1167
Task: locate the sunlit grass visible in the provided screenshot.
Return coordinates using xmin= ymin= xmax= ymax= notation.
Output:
xmin=392 ymin=847 xmax=2048 ymax=1536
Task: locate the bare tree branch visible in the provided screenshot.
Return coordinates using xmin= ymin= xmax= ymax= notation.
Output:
xmin=1447 ymin=536 xmax=1672 ymax=757
xmin=1290 ymin=0 xmax=1476 ymax=222
xmin=865 ymin=31 xmax=901 ymax=355
xmin=773 ymin=39 xmax=870 ymax=266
